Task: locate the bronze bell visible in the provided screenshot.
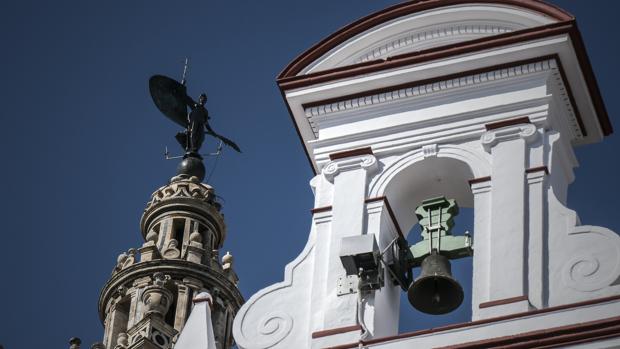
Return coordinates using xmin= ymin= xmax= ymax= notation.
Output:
xmin=407 ymin=251 xmax=463 ymax=315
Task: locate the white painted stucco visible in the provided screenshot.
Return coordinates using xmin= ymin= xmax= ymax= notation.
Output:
xmin=232 ymin=2 xmax=620 ymax=348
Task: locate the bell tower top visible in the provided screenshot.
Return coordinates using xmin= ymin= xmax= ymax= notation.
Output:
xmin=234 ymin=1 xmax=620 ymax=348
xmin=277 ymin=0 xmax=611 ymax=173
xmin=140 ymin=175 xmax=226 ymax=248
xmin=94 ymin=72 xmax=244 ymax=349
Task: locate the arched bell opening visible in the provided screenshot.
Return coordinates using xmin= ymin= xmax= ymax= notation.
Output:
xmin=103 ymin=295 xmax=131 ymax=348
xmin=398 ymin=207 xmax=474 ymax=333
xmin=375 ymin=154 xmax=481 ymax=333
xmin=382 ymin=157 xmax=475 ymax=235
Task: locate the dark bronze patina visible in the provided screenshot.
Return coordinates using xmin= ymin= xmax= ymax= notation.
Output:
xmin=407 ymin=251 xmax=464 ymax=315
xmin=149 ymin=74 xmax=240 ymax=180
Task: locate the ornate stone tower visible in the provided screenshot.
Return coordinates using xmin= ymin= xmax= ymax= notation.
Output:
xmin=98 ymin=172 xmax=243 ymax=349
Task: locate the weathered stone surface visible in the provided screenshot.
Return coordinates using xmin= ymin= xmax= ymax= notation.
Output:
xmin=99 ymin=176 xmax=242 ymax=349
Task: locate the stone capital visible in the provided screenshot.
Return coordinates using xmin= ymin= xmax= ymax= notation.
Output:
xmin=526 ymin=170 xmax=547 ymax=184
xmin=481 ymin=123 xmax=538 ymax=153
xmin=470 ymin=180 xmax=492 ymax=195
xmin=322 ymin=154 xmax=378 ymax=182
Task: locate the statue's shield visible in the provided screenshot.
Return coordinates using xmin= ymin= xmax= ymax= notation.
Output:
xmin=149 ymin=75 xmax=190 ymax=127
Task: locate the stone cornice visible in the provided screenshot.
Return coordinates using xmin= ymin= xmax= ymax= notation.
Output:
xmin=140 ymin=179 xmax=227 ymax=246
xmin=310 ymin=98 xmax=549 ymax=169
xmin=145 ymin=177 xmax=218 ymax=212
xmin=98 ymin=259 xmax=244 ymax=323
xmin=278 ymin=0 xmax=573 ymax=79
xmin=304 ymin=59 xmax=555 ymax=119
xmin=354 ymin=22 xmax=515 ymax=65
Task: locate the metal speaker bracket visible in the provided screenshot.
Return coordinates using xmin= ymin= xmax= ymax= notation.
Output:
xmin=337 ymin=275 xmax=359 ymax=296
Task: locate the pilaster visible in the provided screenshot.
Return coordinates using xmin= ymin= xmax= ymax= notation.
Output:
xmin=470 ymin=178 xmax=492 ymax=320
xmin=526 ymin=169 xmax=548 ymax=310
xmin=477 ymin=123 xmax=538 ymax=318
xmin=319 ymin=153 xmax=379 ymax=331
xmin=174 ymin=284 xmax=191 ymax=333
xmin=105 ymin=300 xmax=129 ymax=349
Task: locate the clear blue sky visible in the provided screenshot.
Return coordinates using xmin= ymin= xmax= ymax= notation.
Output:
xmin=1 ymin=1 xmax=619 ymax=348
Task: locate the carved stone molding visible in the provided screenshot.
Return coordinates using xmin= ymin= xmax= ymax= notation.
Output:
xmin=560 ymin=226 xmax=620 ymax=293
xmin=304 ymin=60 xmax=555 ymax=119
xmin=142 ymin=273 xmax=173 ymax=319
xmin=481 ymin=123 xmax=538 ymax=152
xmin=140 ymin=178 xmax=226 ymax=244
xmin=99 ymin=260 xmax=244 ymax=323
xmin=546 ymin=192 xmax=620 ymax=306
xmin=322 ymin=154 xmax=378 ymax=182
xmin=369 ymin=144 xmax=491 ymax=197
xmin=353 ymin=23 xmax=515 ymax=64
xmin=114 ymin=248 xmax=137 ymax=274
xmin=145 ymin=177 xmax=217 ymax=211
xmin=233 ymin=232 xmax=316 ymax=349
xmin=526 ymin=169 xmax=547 ymax=185
xmin=422 ymin=144 xmax=438 ymax=158
xmin=470 ymin=180 xmax=492 ymax=195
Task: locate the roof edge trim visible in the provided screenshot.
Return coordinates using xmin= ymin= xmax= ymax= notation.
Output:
xmin=278 ymin=0 xmax=574 ymax=79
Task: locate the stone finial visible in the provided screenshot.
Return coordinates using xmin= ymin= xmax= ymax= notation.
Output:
xmin=114 ymin=248 xmax=137 ymax=273
xmin=222 ymin=251 xmax=233 ymax=271
xmin=142 ymin=273 xmax=173 ymax=318
xmin=116 ymin=252 xmax=128 ymax=265
xmin=190 ymin=230 xmax=202 ymax=244
xmin=145 ymin=230 xmax=158 ymax=244
xmin=69 ymin=337 xmax=81 ymax=349
xmin=115 ymin=333 xmax=128 ymax=349
xmin=90 ymin=343 xmax=105 ymax=349
xmin=114 ymin=252 xmax=128 ymax=273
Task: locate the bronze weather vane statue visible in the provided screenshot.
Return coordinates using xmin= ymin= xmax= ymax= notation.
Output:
xmin=149 ymin=60 xmax=240 ymax=181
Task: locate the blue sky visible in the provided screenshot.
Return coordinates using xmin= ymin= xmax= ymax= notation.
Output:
xmin=1 ymin=1 xmax=619 ymax=348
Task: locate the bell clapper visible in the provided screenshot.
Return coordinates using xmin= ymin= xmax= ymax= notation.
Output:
xmin=432 ymin=279 xmax=441 ymax=304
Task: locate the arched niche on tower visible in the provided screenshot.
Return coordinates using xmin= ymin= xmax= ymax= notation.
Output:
xmin=366 ymin=144 xmax=491 ymax=331
xmin=146 ymin=212 xmax=223 ymax=260
xmin=369 ymin=144 xmax=490 ymax=235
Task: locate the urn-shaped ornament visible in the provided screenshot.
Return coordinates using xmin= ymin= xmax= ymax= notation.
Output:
xmin=141 ymin=272 xmax=173 ymax=318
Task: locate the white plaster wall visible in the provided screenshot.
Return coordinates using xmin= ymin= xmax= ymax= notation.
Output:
xmin=235 ymin=4 xmax=620 ymax=347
